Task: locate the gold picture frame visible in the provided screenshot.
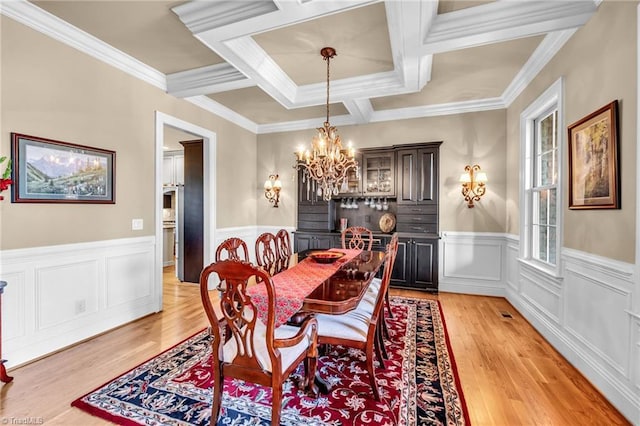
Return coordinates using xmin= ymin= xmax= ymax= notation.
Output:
xmin=568 ymin=100 xmax=619 ymax=209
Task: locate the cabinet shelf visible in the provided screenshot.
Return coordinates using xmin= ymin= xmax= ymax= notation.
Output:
xmin=362 ymin=151 xmax=395 ymax=196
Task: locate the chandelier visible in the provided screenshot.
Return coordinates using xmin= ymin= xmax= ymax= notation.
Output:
xmin=294 ymin=47 xmax=358 ymax=202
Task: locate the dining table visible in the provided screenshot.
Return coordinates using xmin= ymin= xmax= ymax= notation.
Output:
xmin=246 ymin=248 xmax=386 ymax=326
xmin=245 ymin=247 xmax=386 ymax=394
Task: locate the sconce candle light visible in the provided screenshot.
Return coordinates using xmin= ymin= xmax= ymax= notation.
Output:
xmin=460 ymin=165 xmax=487 ymax=208
xmin=264 ymin=174 xmax=282 ymax=207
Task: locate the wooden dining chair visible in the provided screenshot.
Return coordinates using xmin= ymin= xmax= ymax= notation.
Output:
xmin=341 ymin=226 xmax=374 ymax=251
xmin=314 ymin=244 xmax=394 ymax=400
xmin=215 ymin=237 xmax=249 ymax=261
xmin=365 ymin=233 xmax=399 ymax=359
xmin=255 ymin=232 xmax=278 ymax=276
xmin=275 ymin=229 xmax=292 ymax=274
xmin=200 ymin=260 xmax=318 ymax=426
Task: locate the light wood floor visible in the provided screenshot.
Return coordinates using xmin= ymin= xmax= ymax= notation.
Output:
xmin=0 ymin=266 xmax=630 ymax=425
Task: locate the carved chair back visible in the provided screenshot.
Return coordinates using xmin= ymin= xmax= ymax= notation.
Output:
xmin=274 ymin=229 xmax=292 ymax=274
xmin=255 ymin=232 xmax=278 ymax=276
xmin=341 ymin=226 xmax=374 ymax=251
xmin=215 ymin=237 xmax=249 ymax=262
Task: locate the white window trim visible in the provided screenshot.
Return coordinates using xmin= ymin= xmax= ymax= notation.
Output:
xmin=519 ymin=77 xmax=564 ymax=278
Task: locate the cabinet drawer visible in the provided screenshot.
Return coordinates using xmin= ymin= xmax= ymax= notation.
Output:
xmin=297 ymin=220 xmax=331 ymax=231
xmin=395 ymin=223 xmax=437 ymax=233
xmin=396 ymin=205 xmax=437 ymax=215
xmin=396 ymin=214 xmax=437 ymax=225
xmin=298 ymin=204 xmax=330 ymax=213
xmin=298 ymin=213 xmax=330 ymax=222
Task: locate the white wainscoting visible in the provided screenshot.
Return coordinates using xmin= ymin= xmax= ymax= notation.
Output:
xmin=502 ymin=240 xmax=640 ymax=423
xmin=439 ymin=232 xmax=507 ymax=296
xmin=0 ymin=236 xmax=157 ymax=369
xmin=441 ymin=232 xmax=639 ymax=421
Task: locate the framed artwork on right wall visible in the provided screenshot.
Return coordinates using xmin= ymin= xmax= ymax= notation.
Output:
xmin=568 ymin=100 xmax=619 ymax=209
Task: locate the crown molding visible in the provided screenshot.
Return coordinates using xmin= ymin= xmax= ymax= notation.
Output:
xmin=0 ymin=0 xmax=166 ymax=90
xmin=371 ymin=97 xmax=506 ymax=123
xmin=502 ymin=29 xmax=577 ymax=107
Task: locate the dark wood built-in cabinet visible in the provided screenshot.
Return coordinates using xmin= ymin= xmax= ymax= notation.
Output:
xmin=179 ymin=139 xmax=204 ymax=284
xmin=391 ymin=236 xmax=438 ymax=291
xmin=293 ymin=232 xmax=336 ymax=252
xmin=396 ymin=146 xmax=438 ymax=205
xmin=294 ymin=141 xmax=441 ymax=292
xmin=296 ymin=169 xmax=334 ymax=231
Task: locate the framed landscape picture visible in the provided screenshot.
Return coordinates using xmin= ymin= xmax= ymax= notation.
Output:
xmin=568 ymin=100 xmax=619 ymax=209
xmin=11 ymin=133 xmax=115 ymax=203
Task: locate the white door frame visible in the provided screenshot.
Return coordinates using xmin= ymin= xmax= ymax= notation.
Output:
xmin=154 ymin=111 xmax=217 ymax=310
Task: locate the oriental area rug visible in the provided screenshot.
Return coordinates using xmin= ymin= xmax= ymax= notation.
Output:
xmin=72 ymin=297 xmax=469 ymax=425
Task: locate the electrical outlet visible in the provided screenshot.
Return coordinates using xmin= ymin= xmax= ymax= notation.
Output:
xmin=132 ymin=218 xmax=144 ymax=230
xmin=365 ymin=215 xmax=371 ymax=223
xmin=75 ymin=299 xmax=86 ymax=314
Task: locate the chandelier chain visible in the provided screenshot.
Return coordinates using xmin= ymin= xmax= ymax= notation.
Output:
xmin=294 ymin=47 xmax=357 ymax=202
xmin=325 ymin=52 xmax=330 ymax=124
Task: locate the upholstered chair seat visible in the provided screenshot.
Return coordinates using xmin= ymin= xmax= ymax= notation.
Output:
xmin=222 ymin=318 xmax=315 ymax=372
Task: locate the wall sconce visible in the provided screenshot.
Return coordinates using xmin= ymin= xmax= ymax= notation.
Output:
xmin=460 ymin=165 xmax=487 ymax=208
xmin=264 ymin=174 xmax=282 ymax=207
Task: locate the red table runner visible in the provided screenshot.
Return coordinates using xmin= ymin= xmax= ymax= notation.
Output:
xmin=247 ymin=248 xmax=362 ymax=327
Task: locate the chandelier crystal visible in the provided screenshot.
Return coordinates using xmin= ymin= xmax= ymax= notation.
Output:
xmin=294 ymin=47 xmax=358 ymax=202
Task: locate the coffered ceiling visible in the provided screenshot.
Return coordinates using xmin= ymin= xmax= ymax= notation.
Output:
xmin=6 ymin=0 xmax=599 ymax=134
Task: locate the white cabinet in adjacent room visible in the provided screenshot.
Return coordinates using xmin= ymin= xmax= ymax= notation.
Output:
xmin=163 ymin=152 xmax=184 ymax=186
xmin=163 ymin=226 xmax=175 ymax=266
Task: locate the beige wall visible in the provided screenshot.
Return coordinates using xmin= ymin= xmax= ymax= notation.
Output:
xmin=0 ymin=17 xmax=257 ymax=250
xmin=4 ymin=1 xmax=634 ymax=261
xmin=257 ymin=109 xmax=507 ymax=233
xmin=506 ymin=1 xmax=637 ymax=263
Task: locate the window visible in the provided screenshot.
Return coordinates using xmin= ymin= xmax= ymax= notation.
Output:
xmin=532 ymin=109 xmax=558 ymax=264
xmin=520 ymin=78 xmax=563 ymax=275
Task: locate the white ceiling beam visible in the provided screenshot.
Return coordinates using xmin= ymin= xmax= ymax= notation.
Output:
xmin=173 ymin=0 xmax=380 ymax=41
xmin=343 ymin=99 xmax=374 ymax=124
xmin=423 ymin=0 xmax=597 ymax=54
xmin=385 ymin=0 xmax=436 ymax=91
xmin=167 ymin=63 xmax=255 ymax=98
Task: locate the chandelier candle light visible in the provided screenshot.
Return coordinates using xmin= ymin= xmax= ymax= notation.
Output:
xmin=295 ymin=47 xmax=358 ymax=201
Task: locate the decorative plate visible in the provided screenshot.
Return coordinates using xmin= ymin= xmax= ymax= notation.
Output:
xmin=309 ymin=251 xmax=345 ymax=264
xmin=379 ymin=213 xmax=396 ymax=233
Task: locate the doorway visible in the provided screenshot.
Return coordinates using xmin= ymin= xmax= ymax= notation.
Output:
xmin=155 ymin=112 xmax=217 ymax=312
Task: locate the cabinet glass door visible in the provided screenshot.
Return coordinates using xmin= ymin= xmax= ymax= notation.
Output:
xmin=363 ymin=152 xmax=395 ymax=196
xmin=338 ymin=154 xmax=362 ymax=196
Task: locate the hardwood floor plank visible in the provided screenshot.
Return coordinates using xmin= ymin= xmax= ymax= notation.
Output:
xmin=0 ymin=271 xmax=630 ymax=425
